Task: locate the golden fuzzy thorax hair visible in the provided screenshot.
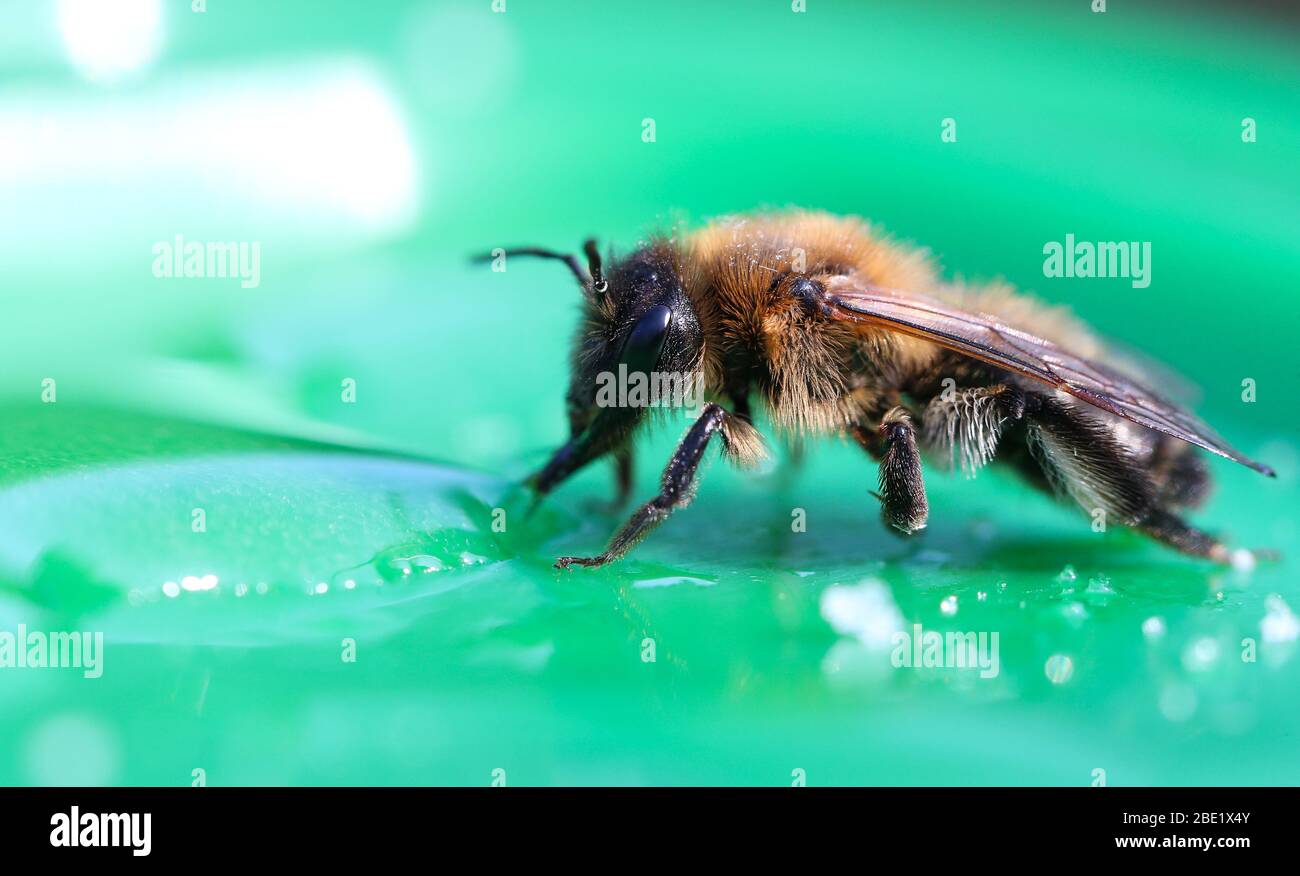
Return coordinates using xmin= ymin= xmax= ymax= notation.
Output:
xmin=677 ymin=210 xmax=1100 ymax=439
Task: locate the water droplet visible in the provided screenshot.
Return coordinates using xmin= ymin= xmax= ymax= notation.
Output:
xmin=313 ymin=581 xmax=328 ymax=595
xmin=459 ymin=551 xmax=487 ymax=566
xmin=343 ymin=578 xmax=357 ymax=590
xmin=162 ymin=581 xmax=180 ymax=598
xmin=976 ymin=591 xmax=988 ymax=602
xmin=1045 ymin=654 xmax=1074 ymax=684
xmin=940 ymin=595 xmax=958 ymax=616
xmin=1086 ymin=576 xmax=1113 ymax=595
xmin=1141 ymin=616 xmax=1166 ymax=639
xmin=1057 ymin=565 xmax=1077 ymax=582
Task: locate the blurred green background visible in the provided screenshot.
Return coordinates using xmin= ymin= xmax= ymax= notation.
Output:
xmin=1 ymin=0 xmax=1297 ymax=785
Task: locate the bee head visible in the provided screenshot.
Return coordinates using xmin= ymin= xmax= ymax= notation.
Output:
xmin=565 ymin=240 xmax=703 ymax=441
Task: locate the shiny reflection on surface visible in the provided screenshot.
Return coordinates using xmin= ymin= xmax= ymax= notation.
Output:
xmin=57 ymin=0 xmax=162 ymax=84
xmin=0 ymin=59 xmax=421 ymax=269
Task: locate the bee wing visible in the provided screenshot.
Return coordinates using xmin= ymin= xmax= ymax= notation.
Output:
xmin=825 ymin=279 xmax=1274 ymax=476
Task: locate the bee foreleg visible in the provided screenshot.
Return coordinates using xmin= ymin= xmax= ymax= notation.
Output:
xmin=555 ymin=403 xmax=730 ymax=569
xmin=853 ymin=407 xmax=928 ymax=534
xmin=528 ymin=407 xmax=642 ymax=505
xmin=611 ymin=447 xmax=634 ymax=507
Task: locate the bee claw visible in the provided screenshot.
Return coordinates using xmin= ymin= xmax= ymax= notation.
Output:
xmin=554 ymin=555 xmax=606 ymax=569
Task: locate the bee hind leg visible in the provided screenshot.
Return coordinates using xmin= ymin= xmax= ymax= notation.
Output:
xmin=555 ymin=403 xmax=731 ymax=569
xmin=852 ymin=407 xmax=929 ymax=534
xmin=1137 ymin=509 xmax=1234 ymax=562
xmin=1016 ymin=390 xmax=1263 ymax=565
xmin=1137 ymin=508 xmax=1276 ymax=566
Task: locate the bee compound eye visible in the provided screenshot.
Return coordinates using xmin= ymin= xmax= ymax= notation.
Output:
xmin=618 ymin=305 xmax=673 ymax=376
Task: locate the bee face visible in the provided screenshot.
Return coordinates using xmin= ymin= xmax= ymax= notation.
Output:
xmin=523 ymin=242 xmax=706 ymax=499
xmin=603 ymin=246 xmax=702 ymax=373
xmin=567 ymin=245 xmax=703 ymax=426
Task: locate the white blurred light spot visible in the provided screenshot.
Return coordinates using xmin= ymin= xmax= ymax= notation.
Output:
xmin=24 ymin=714 xmax=120 ymax=785
xmin=1262 ymin=595 xmax=1300 ymax=644
xmin=181 ymin=573 xmax=218 ymax=592
xmin=58 ymin=0 xmax=162 ymax=84
xmin=1182 ymin=636 xmax=1220 ymax=672
xmin=0 ymin=60 xmax=421 ymax=266
xmin=820 ymin=578 xmax=904 ymax=651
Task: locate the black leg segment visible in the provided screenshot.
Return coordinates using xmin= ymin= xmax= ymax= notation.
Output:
xmin=555 ymin=403 xmax=728 ymax=569
xmin=853 ymin=406 xmax=929 ymax=534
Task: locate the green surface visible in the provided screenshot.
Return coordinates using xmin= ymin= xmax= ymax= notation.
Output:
xmin=1 ymin=0 xmax=1298 ymax=785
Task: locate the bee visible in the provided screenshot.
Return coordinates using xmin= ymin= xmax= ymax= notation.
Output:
xmin=478 ymin=211 xmax=1274 ymax=569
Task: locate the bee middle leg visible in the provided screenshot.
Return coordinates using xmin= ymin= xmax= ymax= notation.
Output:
xmin=919 ymin=384 xmax=1024 ymax=474
xmin=851 ymin=407 xmax=929 ymax=534
xmin=555 ymin=403 xmax=731 ymax=569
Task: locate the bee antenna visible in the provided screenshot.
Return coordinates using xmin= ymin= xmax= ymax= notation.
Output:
xmin=469 ymin=246 xmax=588 ymax=290
xmin=583 ymin=238 xmax=608 ymax=297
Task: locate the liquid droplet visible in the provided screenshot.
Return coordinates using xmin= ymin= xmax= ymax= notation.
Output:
xmin=1045 ymin=654 xmax=1074 ymax=684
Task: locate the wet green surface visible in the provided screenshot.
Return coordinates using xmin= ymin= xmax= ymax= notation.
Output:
xmin=1 ymin=0 xmax=1297 ymax=785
